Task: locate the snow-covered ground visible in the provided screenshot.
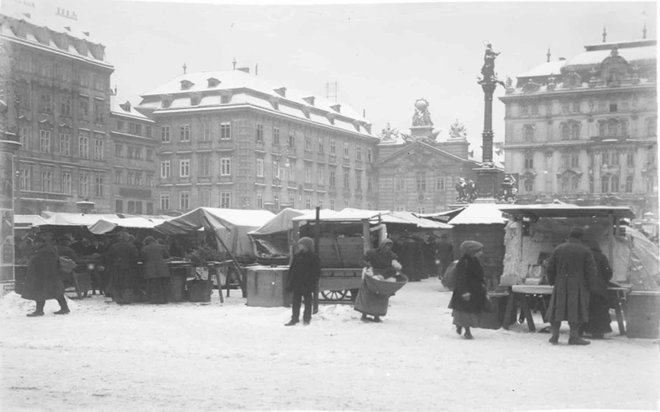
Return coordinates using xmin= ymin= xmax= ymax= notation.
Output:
xmin=1 ymin=279 xmax=658 ymax=411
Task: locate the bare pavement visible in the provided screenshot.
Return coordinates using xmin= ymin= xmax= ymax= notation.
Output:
xmin=1 ymin=279 xmax=658 ymax=411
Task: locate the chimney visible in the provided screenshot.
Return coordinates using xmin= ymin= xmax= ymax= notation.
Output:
xmin=303 ymin=96 xmax=315 ymax=106
xmin=237 ymin=67 xmax=250 ymax=74
xmin=602 ymin=26 xmax=607 ymax=43
xmin=274 ymin=87 xmax=286 ymax=97
xmin=232 ymin=58 xmax=237 ymax=70
xmin=330 ymin=104 xmax=341 ymax=113
xmin=255 ymin=63 xmax=258 ymax=76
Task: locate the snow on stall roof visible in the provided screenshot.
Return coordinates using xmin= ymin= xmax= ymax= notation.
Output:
xmin=248 ymin=208 xmax=311 ymax=236
xmin=517 ymin=59 xmax=567 ymax=78
xmin=498 ymin=204 xmax=635 ymax=219
xmin=448 ymin=203 xmax=507 ymax=225
xmin=292 ymin=209 xmax=381 ymax=222
xmin=14 ymin=214 xmax=49 ymax=227
xmin=38 ymin=212 xmax=125 ymax=227
xmin=87 ymin=217 xmax=169 ymax=235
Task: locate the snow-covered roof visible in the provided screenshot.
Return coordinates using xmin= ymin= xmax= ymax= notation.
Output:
xmin=517 ymin=60 xmax=567 ymax=78
xmin=87 ymin=217 xmax=169 ymax=234
xmin=14 ymin=214 xmax=49 ymax=227
xmin=498 ymin=204 xmax=635 ymax=219
xmin=138 ymin=70 xmax=373 ymax=137
xmin=38 ymin=212 xmax=126 ymax=227
xmin=248 ymin=208 xmax=310 ymax=236
xmin=292 ymin=209 xmax=381 ymax=223
xmin=567 ymin=44 xmax=656 ymax=66
xmin=448 ymin=203 xmax=507 ymax=225
xmin=110 ymin=94 xmax=153 ymax=122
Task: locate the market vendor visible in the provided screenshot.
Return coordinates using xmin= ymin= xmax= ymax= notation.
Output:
xmin=354 ymin=238 xmax=399 ymax=323
xmin=141 ymin=236 xmax=171 ymax=304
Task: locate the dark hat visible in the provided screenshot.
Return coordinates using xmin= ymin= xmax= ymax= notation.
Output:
xmin=569 ymin=226 xmax=584 ymax=239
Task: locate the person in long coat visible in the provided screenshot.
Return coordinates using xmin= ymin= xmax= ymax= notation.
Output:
xmin=449 ymin=240 xmax=487 ymax=339
xmin=21 ymin=232 xmax=70 ymax=316
xmin=436 ymin=234 xmax=454 ymax=278
xmin=545 ymin=227 xmax=597 ymax=345
xmin=354 ymin=238 xmax=399 ymax=323
xmin=581 ymin=240 xmax=613 ymax=339
xmin=105 ymin=231 xmax=139 ymax=304
xmin=421 ymin=234 xmax=440 ymax=278
xmin=285 ymin=237 xmax=321 ymax=326
xmin=141 ymin=236 xmax=171 ymax=304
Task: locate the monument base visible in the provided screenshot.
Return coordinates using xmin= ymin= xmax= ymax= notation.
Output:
xmin=473 ymin=165 xmax=499 ymax=200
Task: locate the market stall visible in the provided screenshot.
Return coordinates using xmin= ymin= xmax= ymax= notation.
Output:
xmin=247 ymin=208 xmax=310 ymax=265
xmin=496 ymin=204 xmax=660 ymax=338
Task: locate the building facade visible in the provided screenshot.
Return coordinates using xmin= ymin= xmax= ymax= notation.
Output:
xmin=138 ymin=68 xmax=379 ymax=214
xmin=500 ymin=38 xmax=657 ymax=216
xmin=110 ymin=95 xmax=157 ymax=214
xmin=1 ymin=7 xmax=114 ymax=214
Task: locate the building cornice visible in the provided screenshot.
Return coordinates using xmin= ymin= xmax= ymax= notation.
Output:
xmin=503 ymin=137 xmax=656 ymax=150
xmin=499 ymin=83 xmax=656 ymax=102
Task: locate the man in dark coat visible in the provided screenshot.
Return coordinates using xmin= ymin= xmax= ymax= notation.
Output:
xmin=105 ymin=231 xmax=139 ymax=304
xmin=285 ymin=237 xmax=321 ymax=326
xmin=545 ymin=227 xmax=597 ymax=345
xmin=421 ymin=234 xmax=440 ymax=278
xmin=436 ymin=234 xmax=454 ymax=278
xmin=141 ymin=236 xmax=171 ymax=304
xmin=582 ymin=240 xmax=613 ymax=339
xmin=21 ymin=232 xmax=70 ymax=316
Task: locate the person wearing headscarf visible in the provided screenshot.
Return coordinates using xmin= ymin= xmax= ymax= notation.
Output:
xmin=21 ymin=232 xmax=70 ymax=316
xmin=105 ymin=231 xmax=139 ymax=304
xmin=581 ymin=240 xmax=613 ymax=339
xmin=545 ymin=227 xmax=597 ymax=345
xmin=354 ymin=238 xmax=399 ymax=323
xmin=448 ymin=240 xmax=487 ymax=339
xmin=285 ymin=237 xmax=321 ymax=326
xmin=141 ymin=236 xmax=171 ymax=304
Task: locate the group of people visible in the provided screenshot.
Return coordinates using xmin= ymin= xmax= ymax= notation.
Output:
xmin=20 ymin=230 xmax=176 ymax=315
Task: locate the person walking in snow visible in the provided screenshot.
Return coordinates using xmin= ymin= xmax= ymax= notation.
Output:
xmin=355 ymin=238 xmax=399 ymax=323
xmin=285 ymin=237 xmax=320 ymax=326
xmin=545 ymin=227 xmax=597 ymax=345
xmin=449 ymin=240 xmax=488 ymax=339
xmin=21 ymin=232 xmax=70 ymax=316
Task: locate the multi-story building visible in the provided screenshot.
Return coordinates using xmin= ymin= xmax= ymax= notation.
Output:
xmin=1 ymin=6 xmax=114 ymax=214
xmin=137 ymin=68 xmax=379 ymax=213
xmin=500 ymin=36 xmax=657 ymax=216
xmin=110 ymin=94 xmax=157 ymax=214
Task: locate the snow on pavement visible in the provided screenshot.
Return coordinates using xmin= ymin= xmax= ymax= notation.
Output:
xmin=1 ymin=279 xmax=658 ymax=411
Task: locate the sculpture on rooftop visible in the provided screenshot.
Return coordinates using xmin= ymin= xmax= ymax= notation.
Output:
xmin=448 ymin=120 xmax=467 ymax=140
xmin=412 ymin=98 xmax=433 ymax=127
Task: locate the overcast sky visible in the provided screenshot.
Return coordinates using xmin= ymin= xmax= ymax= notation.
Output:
xmin=9 ymin=0 xmax=657 ymax=158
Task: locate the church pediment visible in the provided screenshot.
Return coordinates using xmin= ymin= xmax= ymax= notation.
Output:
xmin=378 ymin=141 xmax=475 ymax=168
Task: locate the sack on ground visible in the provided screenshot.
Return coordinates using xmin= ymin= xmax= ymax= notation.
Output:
xmin=441 ymin=260 xmax=459 ymax=290
xmin=59 ymin=256 xmax=77 ymax=273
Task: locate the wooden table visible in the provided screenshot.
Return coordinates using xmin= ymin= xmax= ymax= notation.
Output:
xmin=502 ymin=284 xmax=628 ymax=334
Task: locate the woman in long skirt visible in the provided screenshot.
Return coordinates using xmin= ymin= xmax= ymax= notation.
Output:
xmin=449 ymin=240 xmax=487 ymax=339
xmin=354 ymin=239 xmax=398 ymax=323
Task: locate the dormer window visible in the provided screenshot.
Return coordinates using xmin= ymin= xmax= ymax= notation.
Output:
xmin=301 ymin=106 xmax=310 ymax=119
xmin=180 ymin=80 xmax=194 ymax=90
xmin=326 ymin=112 xmax=335 ymax=125
xmin=303 ymin=96 xmax=315 ymax=106
xmin=207 ymin=77 xmax=220 ymax=88
xmin=353 ymin=120 xmax=361 ymax=132
xmin=119 ymin=101 xmax=131 ymax=112
xmin=330 ymin=104 xmax=341 ymax=113
xmin=220 ymin=90 xmax=232 ymax=104
xmin=161 ymin=95 xmax=173 ymax=108
xmin=274 ymin=87 xmax=287 ymax=97
xmin=190 ymin=93 xmax=201 ymax=106
xmin=364 ymin=123 xmax=372 ymax=134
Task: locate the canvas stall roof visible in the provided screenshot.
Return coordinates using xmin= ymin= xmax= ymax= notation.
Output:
xmin=448 ymin=203 xmax=507 ymax=225
xmin=14 ymin=214 xmax=49 ymax=227
xmin=385 ymin=211 xmax=452 ymax=229
xmin=38 ymin=212 xmax=124 ymax=227
xmin=417 ymin=208 xmax=465 ymax=222
xmin=88 ymin=217 xmax=169 ymax=235
xmin=248 ymin=208 xmax=311 ymax=236
xmin=498 ymin=204 xmax=635 ymax=220
xmin=292 ymin=209 xmax=381 ymax=223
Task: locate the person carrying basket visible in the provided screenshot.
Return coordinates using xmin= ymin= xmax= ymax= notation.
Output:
xmin=354 ymin=239 xmax=406 ymax=323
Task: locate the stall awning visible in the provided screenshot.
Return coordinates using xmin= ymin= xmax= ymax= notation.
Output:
xmin=14 ymin=214 xmax=49 ymax=228
xmin=385 ymin=211 xmax=452 ymax=229
xmin=499 ymin=204 xmax=635 ymax=220
xmin=248 ymin=208 xmax=311 ymax=236
xmin=448 ymin=203 xmax=508 ymax=225
xmin=38 ymin=212 xmax=125 ymax=227
xmin=88 ymin=217 xmax=169 ymax=235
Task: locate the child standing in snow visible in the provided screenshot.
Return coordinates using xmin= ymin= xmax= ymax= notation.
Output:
xmin=285 ymin=237 xmax=321 ymax=326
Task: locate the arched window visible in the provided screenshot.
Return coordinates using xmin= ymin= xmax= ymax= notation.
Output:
xmin=608 ymin=120 xmax=618 ymax=137
xmin=524 ymin=179 xmax=533 ymax=193
xmin=601 ymin=176 xmax=610 ymax=193
xmin=610 ymin=175 xmax=619 ymax=193
xmin=571 ymin=122 xmax=580 ymax=140
xmin=523 ymin=125 xmax=535 ymax=142
xmin=625 ymin=175 xmax=633 ymax=192
xmin=524 ymin=153 xmax=534 ymax=169
xmin=561 ymin=123 xmax=570 ymax=140
xmin=571 ymin=175 xmax=580 ymax=191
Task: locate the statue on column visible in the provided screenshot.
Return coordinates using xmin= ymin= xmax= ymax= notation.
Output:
xmin=479 ymin=43 xmax=505 ymax=87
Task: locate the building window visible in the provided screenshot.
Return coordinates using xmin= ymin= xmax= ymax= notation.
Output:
xmin=115 ymin=170 xmax=123 ymax=185
xmin=19 ymin=126 xmax=31 ymax=150
xmin=571 ymin=101 xmax=580 ymax=113
xmin=146 ymin=149 xmax=153 ymax=161
xmin=79 ymin=98 xmax=89 ymax=118
xmin=160 ymin=193 xmax=170 ymax=210
xmin=343 ymin=169 xmax=350 ymax=190
xmin=523 ymin=179 xmax=533 ymax=193
xmin=609 ymin=103 xmax=618 ymax=113
xmin=41 ymin=170 xmax=52 ymax=192
xmin=273 ymin=160 xmax=282 ymax=179
xmin=219 ymin=122 xmax=231 ymax=140
xmin=128 ymin=123 xmax=141 ymax=135
xmin=179 ymin=159 xmax=190 ymax=177
xmin=367 ymin=149 xmax=373 ymax=163
xmin=318 ymin=137 xmax=324 ymax=153
xmin=356 ymin=147 xmax=362 ymax=161
xmin=330 ymin=199 xmax=335 ymax=210
xmin=330 ymin=139 xmax=336 ymax=154
xmin=317 ymin=167 xmax=325 ymax=185
xmin=523 ymin=125 xmax=535 ymax=142
xmin=220 ymin=192 xmax=231 ymax=208
xmin=520 ymin=104 xmax=528 ymax=116
xmin=570 ymin=153 xmax=579 ymax=168
xmin=256 ymin=191 xmax=263 ymax=209
xmin=94 ymin=102 xmax=104 ymax=123
xmin=288 ymin=133 xmax=295 ymax=148
xmin=396 ymin=176 xmax=405 ymax=190
xmin=436 ymin=176 xmax=445 ymax=191
xmin=180 ymin=125 xmax=190 ymax=142
xmin=625 ymin=175 xmax=634 ymax=192
xmin=199 ymin=153 xmax=211 ymax=176
xmin=524 ymin=153 xmax=534 ymax=169
xmin=343 ymin=142 xmax=349 ymax=158
xmin=255 ymin=158 xmax=263 ymax=177
xmin=304 ymin=164 xmax=312 ymax=184
xmin=610 ymin=152 xmax=619 ymax=166
xmin=305 ymin=197 xmax=312 ymax=209
xmin=161 ymin=126 xmax=170 ymax=143
xmin=40 ymin=94 xmax=52 ymax=113
xmin=627 ymin=152 xmax=635 ymax=167
xmin=416 ymin=172 xmax=426 ymax=191
xmin=61 ymin=97 xmax=71 ymax=117
xmin=273 ymin=127 xmax=280 ymax=145
xmin=355 ymin=172 xmax=362 ymax=191
xmin=61 ymin=171 xmax=72 ymax=194
xmin=329 ymin=170 xmax=336 ymax=188
xmin=180 ymin=192 xmax=189 ymax=210
xmin=601 ymin=176 xmax=610 ymax=193
xmin=304 ymin=135 xmax=312 ymax=152
xmin=202 ymin=124 xmax=211 ymax=141
xmin=221 ymin=157 xmax=232 ymax=176
xmin=79 ymin=172 xmax=89 ymax=196
xmin=39 ymin=130 xmax=51 ymax=153
xmin=94 ymin=173 xmax=104 ymax=197
xmin=58 ymin=133 xmax=70 ymax=155
xmin=160 ymin=160 xmax=170 ymax=179
xmin=19 ymin=168 xmax=30 ymax=190
xmin=648 ymin=118 xmax=657 ymax=137
xmin=93 ymin=138 xmax=104 ymax=160
xmin=571 ymin=122 xmax=580 ymax=140
xmin=79 ymin=134 xmax=89 ymax=158
xmin=610 ymin=175 xmax=619 ymax=193
xmin=256 ymin=124 xmax=264 ymax=144
xmin=146 ymin=173 xmax=154 ymax=187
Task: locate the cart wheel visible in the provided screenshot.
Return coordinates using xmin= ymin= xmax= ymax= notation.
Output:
xmin=321 ymin=290 xmax=348 ymax=301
